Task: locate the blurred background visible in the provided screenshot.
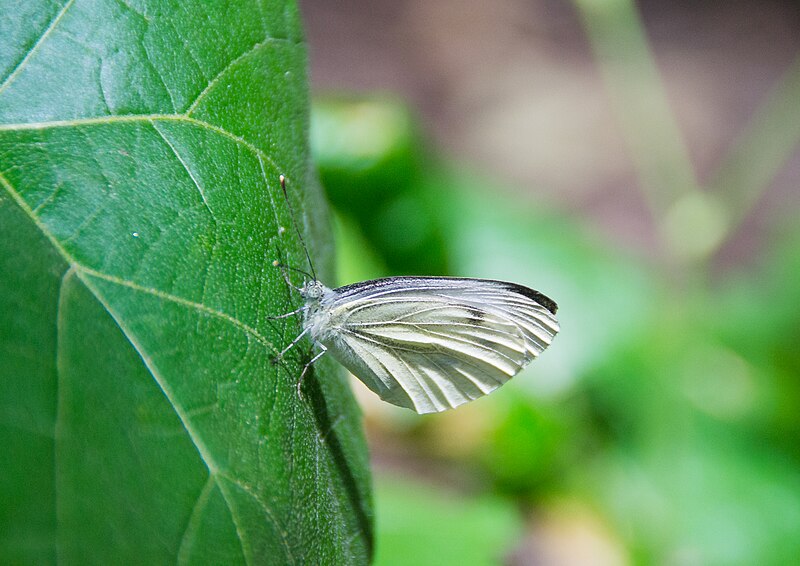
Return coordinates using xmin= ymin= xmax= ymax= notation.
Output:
xmin=299 ymin=1 xmax=800 ymax=564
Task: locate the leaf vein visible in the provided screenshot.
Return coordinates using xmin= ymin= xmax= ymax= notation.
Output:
xmin=185 ymin=39 xmax=284 ymax=116
xmin=0 ymin=0 xmax=76 ymax=96
xmin=140 ymin=30 xmax=178 ymax=113
xmin=0 ymin=114 xmax=283 ymax=185
xmin=73 ymin=269 xmax=222 ymax=471
xmin=79 ymin=266 xmax=281 ymax=357
xmin=217 ymin=473 xmax=296 ymax=566
xmin=151 ymin=120 xmax=217 ymax=306
xmin=177 ymin=474 xmax=216 ymax=566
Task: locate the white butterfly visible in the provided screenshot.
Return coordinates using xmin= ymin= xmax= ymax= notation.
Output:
xmin=273 ymin=177 xmax=559 ymax=414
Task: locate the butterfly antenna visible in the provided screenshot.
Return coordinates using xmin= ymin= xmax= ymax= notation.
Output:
xmin=273 ymin=260 xmax=313 ymax=281
xmin=271 ymin=260 xmax=299 ymax=291
xmin=279 ymin=175 xmax=317 ymax=281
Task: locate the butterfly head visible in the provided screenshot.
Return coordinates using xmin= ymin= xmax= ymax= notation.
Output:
xmin=299 ymin=280 xmax=325 ymax=301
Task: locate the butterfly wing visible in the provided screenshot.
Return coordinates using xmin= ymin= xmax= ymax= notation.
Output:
xmin=319 ymin=277 xmax=559 ymax=413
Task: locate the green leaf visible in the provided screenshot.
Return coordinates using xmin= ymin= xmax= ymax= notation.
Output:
xmin=0 ymin=1 xmax=372 ymax=564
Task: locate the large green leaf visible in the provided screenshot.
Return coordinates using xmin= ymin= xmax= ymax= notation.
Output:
xmin=0 ymin=1 xmax=372 ymax=564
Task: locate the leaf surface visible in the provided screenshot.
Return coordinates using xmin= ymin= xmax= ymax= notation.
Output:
xmin=0 ymin=1 xmax=372 ymax=564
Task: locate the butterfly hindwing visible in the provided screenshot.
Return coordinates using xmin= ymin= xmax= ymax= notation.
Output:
xmin=319 ymin=277 xmax=559 ymax=413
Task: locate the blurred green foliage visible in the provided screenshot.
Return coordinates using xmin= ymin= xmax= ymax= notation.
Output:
xmin=311 ymin=91 xmax=800 ymax=564
xmin=371 ymin=474 xmax=521 ymax=566
xmin=312 ymin=96 xmax=450 ymax=276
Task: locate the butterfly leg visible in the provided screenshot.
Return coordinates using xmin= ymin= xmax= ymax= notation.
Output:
xmin=267 ymin=305 xmax=307 ymax=320
xmin=297 ymin=344 xmax=327 ymax=398
xmin=272 ymin=326 xmax=311 ymax=365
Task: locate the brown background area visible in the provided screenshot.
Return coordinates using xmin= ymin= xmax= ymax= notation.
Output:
xmin=300 ymin=0 xmax=800 ymax=271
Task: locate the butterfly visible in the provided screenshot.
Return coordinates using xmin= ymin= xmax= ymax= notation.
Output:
xmin=272 ymin=176 xmax=559 ymax=414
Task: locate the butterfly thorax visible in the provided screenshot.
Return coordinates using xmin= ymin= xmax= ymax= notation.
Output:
xmin=301 ymin=280 xmax=337 ymax=342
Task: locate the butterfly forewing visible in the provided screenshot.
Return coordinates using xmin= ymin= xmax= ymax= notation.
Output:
xmin=317 ymin=277 xmax=559 ymax=414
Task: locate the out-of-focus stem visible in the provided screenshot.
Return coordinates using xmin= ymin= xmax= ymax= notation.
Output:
xmin=706 ymin=53 xmax=800 ymax=241
xmin=573 ymin=0 xmax=700 ymax=224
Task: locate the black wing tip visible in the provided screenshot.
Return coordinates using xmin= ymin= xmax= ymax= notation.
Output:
xmin=502 ymin=282 xmax=558 ymax=315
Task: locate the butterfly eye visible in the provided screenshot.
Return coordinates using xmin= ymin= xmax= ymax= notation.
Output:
xmin=306 ymin=282 xmax=323 ymax=300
